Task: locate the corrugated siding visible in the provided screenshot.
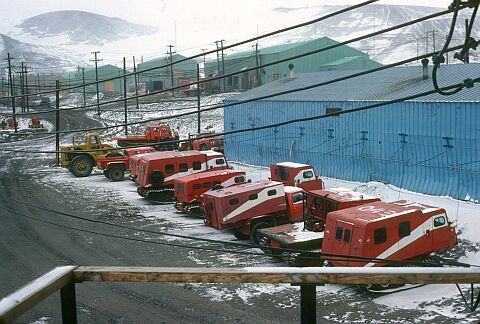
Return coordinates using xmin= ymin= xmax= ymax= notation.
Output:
xmin=224 ymin=100 xmax=480 ymax=201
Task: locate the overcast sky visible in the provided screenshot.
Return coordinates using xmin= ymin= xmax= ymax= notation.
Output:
xmin=0 ymin=0 xmax=453 ymax=32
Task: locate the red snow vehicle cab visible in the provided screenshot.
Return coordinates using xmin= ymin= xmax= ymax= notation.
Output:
xmin=259 ymin=188 xmax=381 ymax=250
xmin=322 ymin=200 xmax=457 ymax=267
xmin=96 ymin=146 xmax=155 ymax=181
xmin=270 ymin=162 xmax=323 ymax=191
xmin=174 ymin=169 xmax=247 ymax=214
xmin=180 ymin=132 xmax=224 ymax=153
xmin=112 ymin=125 xmax=180 ymax=150
xmin=136 ymin=150 xmax=228 ymax=199
xmin=28 ymin=117 xmax=44 ymax=128
xmin=203 ymin=181 xmax=305 ymax=242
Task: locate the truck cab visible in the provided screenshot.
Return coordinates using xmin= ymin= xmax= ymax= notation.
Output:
xmin=322 ymin=200 xmax=457 ymax=267
xmin=270 ymin=162 xmax=323 ymax=191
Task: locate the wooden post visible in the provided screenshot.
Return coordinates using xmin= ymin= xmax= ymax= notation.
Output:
xmin=55 ymin=80 xmax=60 ymax=167
xmin=60 ymin=282 xmax=77 ymax=324
xmin=300 ymin=285 xmax=316 ymax=324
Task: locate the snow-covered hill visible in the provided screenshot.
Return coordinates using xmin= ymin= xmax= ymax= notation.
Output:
xmin=15 ymin=10 xmax=158 ymax=45
xmin=0 ymin=34 xmax=86 ymax=73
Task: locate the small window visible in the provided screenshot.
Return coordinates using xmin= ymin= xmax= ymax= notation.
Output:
xmin=343 ymin=229 xmax=351 ymax=243
xmin=192 ymin=184 xmax=201 ymax=190
xmin=235 ymin=176 xmax=245 ymax=183
xmin=291 ymin=192 xmax=303 ymax=203
xmin=374 ymin=227 xmax=387 ymax=244
xmin=140 ymin=164 xmax=146 ymax=173
xmin=193 ymin=161 xmax=202 ymax=170
xmin=249 ymin=194 xmax=258 ymax=200
xmin=213 ymin=180 xmax=221 ymax=186
xmin=162 ymin=127 xmax=167 ymax=131
xmin=165 ymin=164 xmax=174 ymax=174
xmin=399 ymin=221 xmax=410 ymax=238
xmin=229 ymin=198 xmax=239 ymax=205
xmin=434 ymin=216 xmax=446 ymax=227
xmin=216 ymin=159 xmax=225 ymax=165
xmin=267 ymin=189 xmax=277 ymax=196
xmin=179 ymin=163 xmax=188 ymax=172
xmin=177 ymin=184 xmax=184 ymax=193
xmin=335 ymin=227 xmax=343 ymax=241
xmin=326 ymin=107 xmax=342 ymax=117
xmin=153 ymin=128 xmax=159 ymax=132
xmin=203 ymin=182 xmax=212 ymax=188
xmin=303 ymin=171 xmax=314 ymax=179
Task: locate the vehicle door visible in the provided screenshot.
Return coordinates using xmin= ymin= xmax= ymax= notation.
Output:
xmin=331 ymin=221 xmax=354 ymax=266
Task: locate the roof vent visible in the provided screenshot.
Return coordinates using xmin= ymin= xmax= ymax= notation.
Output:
xmin=288 ymin=63 xmax=295 ymax=79
xmin=421 ymin=58 xmax=429 ymax=80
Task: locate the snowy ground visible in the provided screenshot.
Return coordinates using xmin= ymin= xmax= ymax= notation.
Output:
xmin=2 ymin=94 xmax=480 ymax=322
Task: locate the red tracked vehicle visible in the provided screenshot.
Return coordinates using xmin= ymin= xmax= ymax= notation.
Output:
xmin=203 ymin=181 xmax=306 ymax=242
xmin=174 ymin=169 xmax=247 ymax=215
xmin=270 ymin=162 xmax=323 ymax=191
xmin=259 ymin=197 xmax=457 ymax=269
xmin=259 ymin=188 xmax=381 ymax=251
xmin=136 ymin=150 xmax=229 ymax=199
xmin=112 ymin=125 xmax=180 ymax=151
xmin=179 ymin=132 xmax=224 ymax=153
xmin=96 ymin=146 xmax=155 ymax=181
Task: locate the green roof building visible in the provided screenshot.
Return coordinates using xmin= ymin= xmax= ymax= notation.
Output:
xmin=205 ymin=36 xmax=382 ymax=91
xmin=137 ymin=54 xmax=199 ymax=92
xmin=63 ymin=64 xmax=126 ymax=95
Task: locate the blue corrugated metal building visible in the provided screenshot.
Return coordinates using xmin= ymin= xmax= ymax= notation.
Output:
xmin=224 ymin=63 xmax=480 ymax=201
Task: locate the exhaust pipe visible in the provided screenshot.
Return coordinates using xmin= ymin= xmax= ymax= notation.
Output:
xmin=421 ymin=58 xmax=429 ymax=80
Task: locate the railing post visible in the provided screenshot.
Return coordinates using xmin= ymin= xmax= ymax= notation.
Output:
xmin=300 ymin=284 xmax=316 ymax=324
xmin=60 ymin=282 xmax=77 ymax=324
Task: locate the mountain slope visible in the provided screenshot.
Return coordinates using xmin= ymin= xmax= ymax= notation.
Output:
xmin=16 ymin=10 xmax=158 ymax=45
xmin=0 ymin=34 xmax=85 ymax=72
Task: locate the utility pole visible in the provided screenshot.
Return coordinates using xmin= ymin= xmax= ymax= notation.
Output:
xmin=220 ymin=40 xmax=226 ymax=92
xmin=123 ymin=57 xmax=128 ymax=136
xmin=4 ymin=53 xmax=17 ymax=132
xmin=36 ymin=74 xmax=40 ymax=95
xmin=166 ymin=45 xmax=176 ymax=96
xmin=201 ymin=48 xmax=208 ymax=76
xmin=446 ymin=35 xmax=449 ymax=65
xmin=24 ymin=65 xmax=30 ymax=112
xmin=90 ymin=51 xmax=103 ymax=115
xmin=82 ymin=68 xmax=86 ymax=108
xmin=425 ymin=30 xmax=429 ymax=55
xmin=465 ymin=19 xmax=470 ymax=63
xmin=55 ymin=80 xmax=60 ymax=166
xmin=16 ymin=63 xmax=26 ymax=113
xmin=432 ymin=29 xmax=436 ymax=53
xmin=214 ymin=40 xmax=223 ymax=91
xmin=196 ymin=64 xmax=201 ymax=133
xmin=133 ymin=56 xmax=139 ymax=110
xmin=253 ymin=43 xmax=261 ymax=88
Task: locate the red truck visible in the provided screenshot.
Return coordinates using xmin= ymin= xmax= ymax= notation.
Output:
xmin=179 ymin=132 xmax=224 ymax=153
xmin=258 ymin=191 xmax=457 ymax=271
xmin=136 ymin=150 xmax=229 ymax=199
xmin=96 ymin=146 xmax=155 ymax=181
xmin=258 ymin=188 xmax=381 ymax=251
xmin=112 ymin=125 xmax=180 ymax=150
xmin=203 ymin=181 xmax=306 ymax=243
xmin=270 ymin=162 xmax=323 ymax=190
xmin=174 ymin=169 xmax=247 ymax=215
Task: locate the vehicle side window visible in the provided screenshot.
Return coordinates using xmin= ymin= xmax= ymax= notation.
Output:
xmin=303 ymin=171 xmax=314 ymax=179
xmin=235 ymin=176 xmax=245 ymax=183
xmin=213 ymin=180 xmax=221 ymax=186
xmin=203 ymin=182 xmax=212 ymax=188
xmin=343 ymin=229 xmax=351 ymax=243
xmin=154 ymin=128 xmax=159 ymax=132
xmin=291 ymin=192 xmax=303 ymax=203
xmin=192 ymin=184 xmax=201 ymax=190
xmin=267 ymin=189 xmax=277 ymax=196
xmin=193 ymin=161 xmax=202 ymax=170
xmin=335 ymin=227 xmax=343 ymax=241
xmin=434 ymin=216 xmax=446 ymax=227
xmin=177 ymin=184 xmax=184 ymax=193
xmin=229 ymin=198 xmax=239 ymax=205
xmin=179 ymin=163 xmax=188 ymax=172
xmin=399 ymin=221 xmax=410 ymax=238
xmin=216 ymin=158 xmax=225 ymax=165
xmin=140 ymin=164 xmax=146 ymax=173
xmin=249 ymin=194 xmax=258 ymax=200
xmin=91 ymin=136 xmax=98 ymax=144
xmin=374 ymin=227 xmax=387 ymax=244
xmin=165 ymin=164 xmax=174 ymax=174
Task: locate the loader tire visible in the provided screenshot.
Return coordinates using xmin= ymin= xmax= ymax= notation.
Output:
xmin=250 ymin=222 xmax=270 ymax=245
xmin=109 ymin=166 xmax=125 ymax=181
xmin=70 ymin=155 xmax=93 ymax=177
